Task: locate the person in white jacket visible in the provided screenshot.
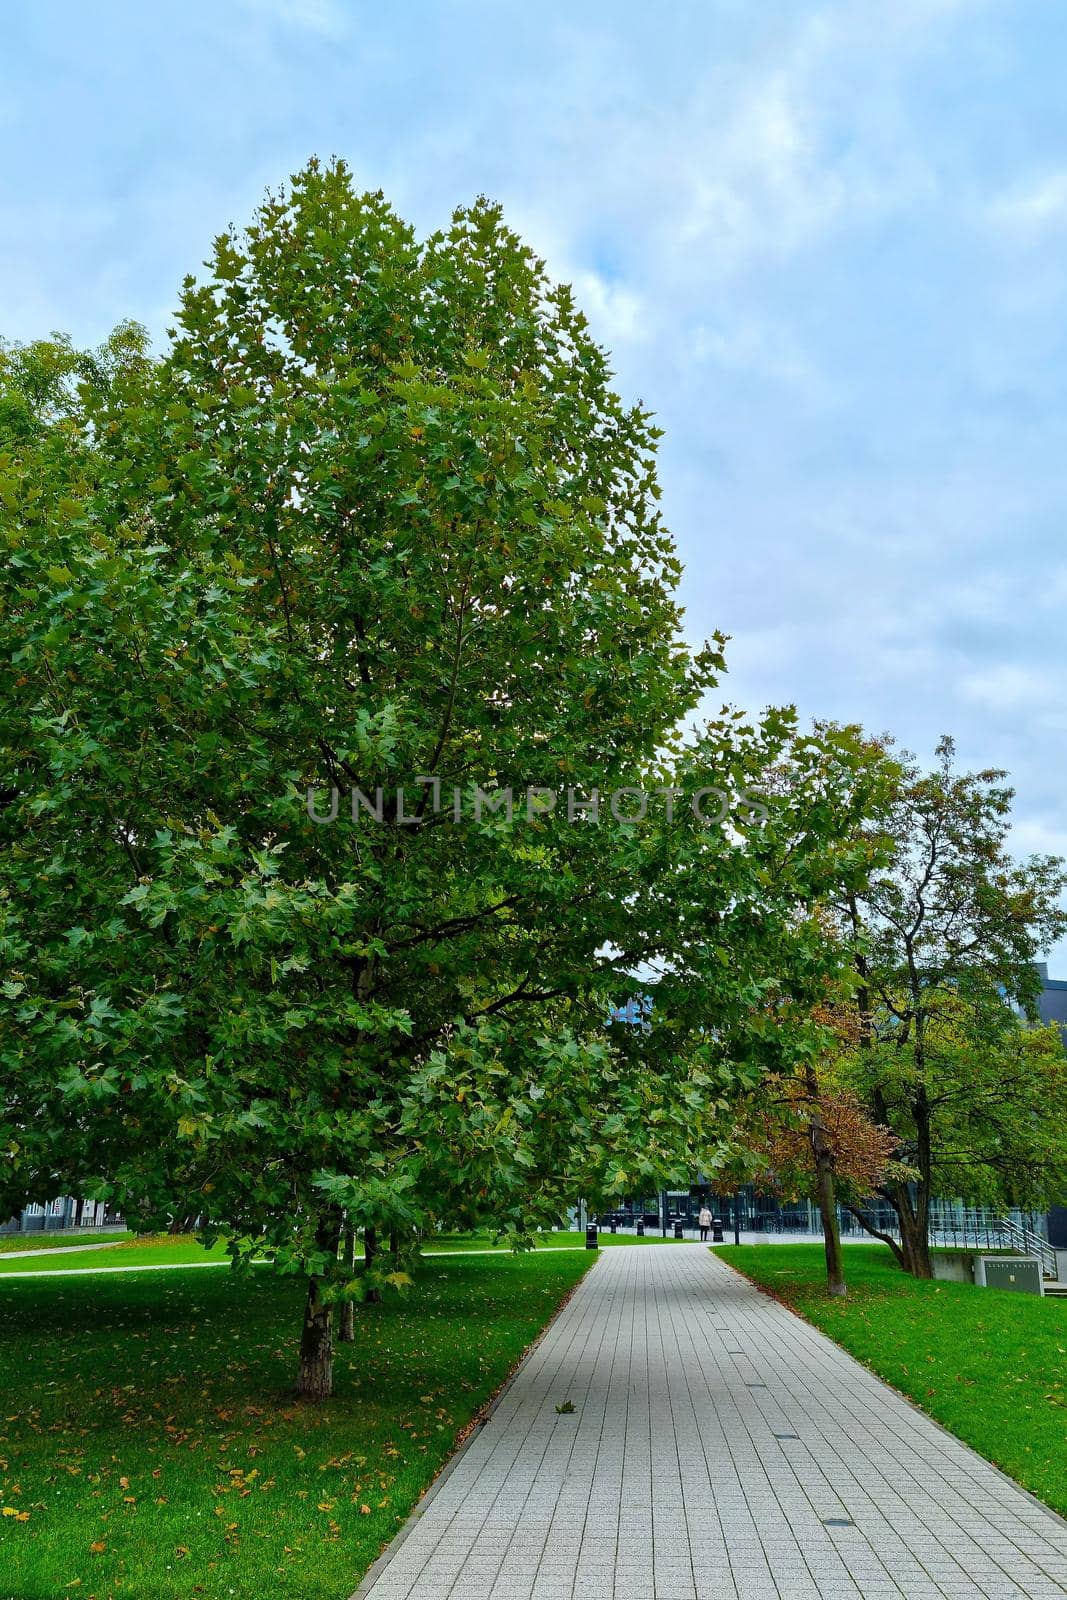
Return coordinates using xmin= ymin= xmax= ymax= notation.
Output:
xmin=698 ymin=1205 xmax=712 ymax=1242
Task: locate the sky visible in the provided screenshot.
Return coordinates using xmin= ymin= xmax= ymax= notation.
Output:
xmin=4 ymin=0 xmax=1067 ymax=961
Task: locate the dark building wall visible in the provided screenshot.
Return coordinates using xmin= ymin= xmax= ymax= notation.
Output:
xmin=1048 ymin=1206 xmax=1067 ymax=1249
xmin=1035 ymin=965 xmax=1067 ymax=1248
xmin=1034 ymin=962 xmax=1067 ymax=1035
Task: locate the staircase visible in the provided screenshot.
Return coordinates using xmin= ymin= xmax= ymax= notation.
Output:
xmin=1047 ymin=1248 xmax=1067 ymax=1299
xmin=997 ymin=1216 xmax=1059 ymax=1280
xmin=930 ymin=1209 xmax=1065 ymax=1296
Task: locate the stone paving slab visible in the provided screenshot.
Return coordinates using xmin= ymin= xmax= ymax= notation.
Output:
xmin=353 ymin=1244 xmax=1067 ymax=1600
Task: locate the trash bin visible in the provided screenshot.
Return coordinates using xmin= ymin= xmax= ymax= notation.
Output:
xmin=610 ymin=1219 xmax=617 ymax=1233
xmin=636 ymin=1219 xmax=645 ymax=1236
xmin=585 ymin=1224 xmax=598 ymax=1250
xmin=712 ymin=1217 xmax=724 ymax=1243
xmin=673 ymin=1220 xmax=684 ymax=1240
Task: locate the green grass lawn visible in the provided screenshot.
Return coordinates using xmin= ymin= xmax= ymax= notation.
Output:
xmin=713 ymin=1242 xmax=1067 ymax=1516
xmin=0 ymin=1231 xmax=130 ymax=1255
xmin=429 ymin=1229 xmax=681 ymax=1250
xmin=0 ymin=1236 xmax=238 ymax=1275
xmin=0 ymin=1228 xmax=680 ymax=1277
xmin=0 ymin=1249 xmax=593 ymax=1600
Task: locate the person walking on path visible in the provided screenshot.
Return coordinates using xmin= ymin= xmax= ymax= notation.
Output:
xmin=698 ymin=1204 xmax=712 ymax=1242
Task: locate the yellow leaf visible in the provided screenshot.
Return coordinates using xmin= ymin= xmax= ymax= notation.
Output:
xmin=89 ymin=1542 xmax=107 ymax=1554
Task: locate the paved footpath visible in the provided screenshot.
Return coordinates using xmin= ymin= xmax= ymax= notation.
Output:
xmin=0 ymin=1239 xmax=121 ymax=1260
xmin=355 ymin=1244 xmax=1067 ymax=1600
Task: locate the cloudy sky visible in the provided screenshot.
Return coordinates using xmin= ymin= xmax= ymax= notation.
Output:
xmin=5 ymin=0 xmax=1067 ymax=959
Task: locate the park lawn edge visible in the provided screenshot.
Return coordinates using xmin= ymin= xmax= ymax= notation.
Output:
xmin=712 ymin=1243 xmax=1067 ymax=1522
xmin=0 ymin=1245 xmax=597 ymax=1599
xmin=0 ymin=1230 xmax=131 ymax=1254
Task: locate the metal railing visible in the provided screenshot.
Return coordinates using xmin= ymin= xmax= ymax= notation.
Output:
xmin=997 ymin=1216 xmax=1058 ymax=1279
xmin=923 ymin=1207 xmax=1057 ymax=1278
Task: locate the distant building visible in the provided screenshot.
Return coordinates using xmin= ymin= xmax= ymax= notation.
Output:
xmin=1032 ymin=961 xmax=1067 ymax=1033
xmin=0 ymin=1197 xmax=121 ymax=1235
xmin=1034 ymin=963 xmax=1067 ymax=1251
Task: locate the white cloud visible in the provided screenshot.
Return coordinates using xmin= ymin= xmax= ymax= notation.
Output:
xmin=988 ymin=171 xmax=1067 ymax=233
xmin=686 ymin=316 xmax=829 ymax=403
xmin=1009 ymin=817 xmax=1067 ymax=861
xmin=958 ymin=664 xmax=1051 ymax=714
xmin=237 ymin=0 xmax=349 ymax=37
xmin=570 ymin=272 xmax=647 ymax=347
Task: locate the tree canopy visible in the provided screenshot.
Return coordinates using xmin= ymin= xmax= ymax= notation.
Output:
xmin=1 ymin=163 xmax=886 ymax=1395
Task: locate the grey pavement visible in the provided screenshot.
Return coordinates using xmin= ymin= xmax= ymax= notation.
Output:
xmin=354 ymin=1243 xmax=1067 ymax=1600
xmin=0 ymin=1239 xmax=122 ymax=1259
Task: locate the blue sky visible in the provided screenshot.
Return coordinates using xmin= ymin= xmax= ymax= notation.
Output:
xmin=5 ymin=0 xmax=1067 ymax=960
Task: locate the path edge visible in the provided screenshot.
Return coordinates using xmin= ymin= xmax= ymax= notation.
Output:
xmin=710 ymin=1245 xmax=1067 ymax=1532
xmin=347 ymin=1247 xmax=601 ymax=1600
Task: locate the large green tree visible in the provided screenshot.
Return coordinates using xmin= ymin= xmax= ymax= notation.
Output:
xmin=1 ymin=162 xmax=877 ymax=1396
xmin=0 ymin=324 xmax=155 ymax=1226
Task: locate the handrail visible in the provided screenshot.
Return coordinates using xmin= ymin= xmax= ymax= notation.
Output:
xmin=997 ymin=1216 xmax=1057 ymax=1279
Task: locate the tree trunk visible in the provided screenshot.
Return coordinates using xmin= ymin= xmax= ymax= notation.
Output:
xmin=811 ymin=1121 xmax=847 ymax=1297
xmin=297 ymin=1272 xmax=333 ymax=1400
xmin=900 ymin=968 xmax=934 ymax=1280
xmin=806 ymin=1064 xmax=846 ymax=1297
xmin=898 ymin=1196 xmax=932 ymax=1278
xmin=363 ymin=1224 xmax=382 ymax=1305
xmin=296 ymin=1215 xmax=341 ymax=1399
xmin=910 ymin=1084 xmax=934 ymax=1278
xmin=339 ymin=1218 xmax=356 ymax=1343
xmin=889 ymin=1180 xmax=932 ymax=1278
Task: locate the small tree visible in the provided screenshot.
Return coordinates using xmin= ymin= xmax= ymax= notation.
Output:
xmin=672 ymin=723 xmax=900 ymax=1295
xmin=739 ymin=1059 xmax=899 ymax=1296
xmin=840 ymin=737 xmax=1067 ymax=1276
xmin=842 ymin=992 xmax=1067 ymax=1271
